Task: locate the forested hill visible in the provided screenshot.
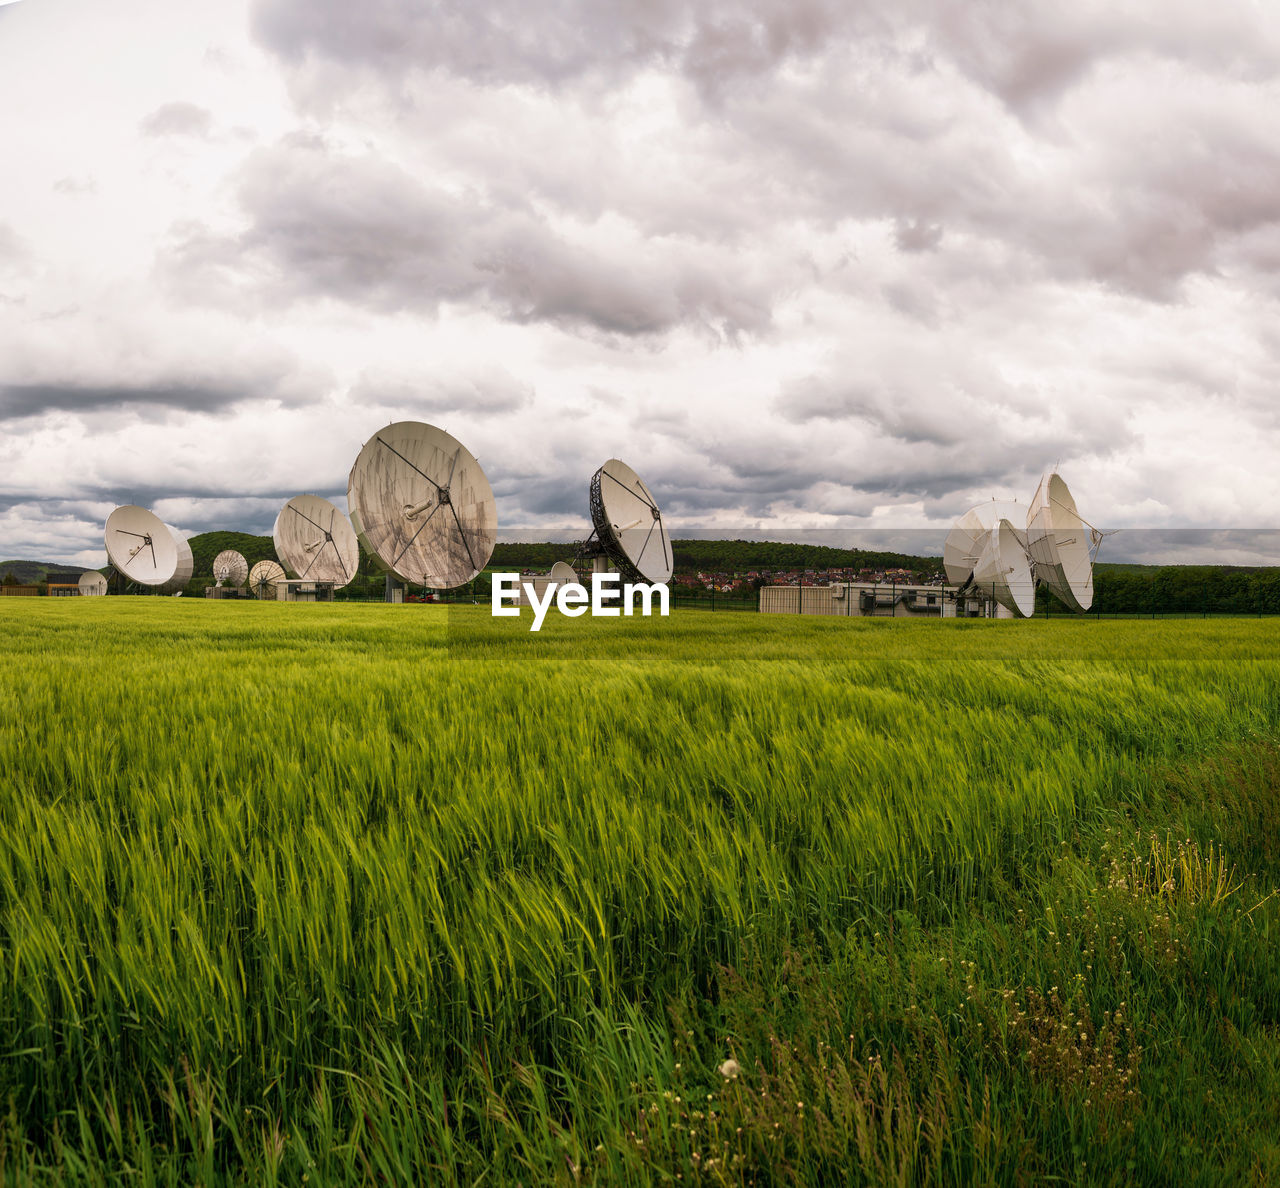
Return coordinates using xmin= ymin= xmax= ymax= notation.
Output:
xmin=185 ymin=531 xmax=281 ymax=579
xmin=0 ymin=560 xmax=68 ymax=585
xmin=490 ymin=539 xmax=939 ymax=573
xmin=188 ymin=536 xmax=940 ymax=577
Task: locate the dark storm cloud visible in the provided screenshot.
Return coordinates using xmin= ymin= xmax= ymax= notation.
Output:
xmin=249 ymin=0 xmax=853 ymax=91
xmin=893 ymin=220 xmax=944 ymax=254
xmin=928 ymin=3 xmax=1280 ymax=117
xmin=0 ymin=380 xmax=246 ymax=421
xmin=247 ymin=1 xmax=1280 ymax=305
xmin=139 ymin=102 xmax=214 ymax=138
xmin=774 ymin=348 xmax=1119 ymax=460
xmin=249 ymin=1 xmax=1278 ymax=109
xmin=496 ymin=474 xmax=586 ymax=519
xmin=1109 ymin=529 xmax=1280 ymax=566
xmin=162 ymin=137 xmax=776 ymax=337
xmin=0 ymin=337 xmax=325 ymax=425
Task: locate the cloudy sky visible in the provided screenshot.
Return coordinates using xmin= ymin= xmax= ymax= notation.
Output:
xmin=3 ymin=0 xmax=1280 ymax=566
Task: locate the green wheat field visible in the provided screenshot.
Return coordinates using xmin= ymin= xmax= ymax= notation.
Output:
xmin=1 ymin=600 xmax=1279 ymax=1185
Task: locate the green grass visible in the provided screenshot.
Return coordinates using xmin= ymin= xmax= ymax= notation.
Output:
xmin=1 ymin=602 xmax=1279 ymax=1184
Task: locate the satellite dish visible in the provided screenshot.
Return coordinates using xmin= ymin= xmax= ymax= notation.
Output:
xmin=1027 ymin=472 xmax=1094 ymax=613
xmin=943 ymin=507 xmax=988 ymax=586
xmin=103 ymin=506 xmax=178 ymax=587
xmin=248 ymin=559 xmax=285 ymax=599
xmin=548 ymin=561 xmax=578 ymax=584
xmin=347 ymin=421 xmax=497 ymax=588
xmin=971 ymin=518 xmax=1036 ymax=617
xmin=588 ymin=459 xmax=673 ymax=584
xmin=161 ymin=527 xmax=194 ymax=594
xmin=78 ymin=571 xmax=108 ymax=596
xmin=942 ymin=500 xmax=1027 ymax=586
xmin=213 ymin=550 xmax=249 ymax=587
xmin=273 ymin=495 xmax=360 ymax=589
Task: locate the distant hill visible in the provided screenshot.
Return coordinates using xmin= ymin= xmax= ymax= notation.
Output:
xmin=1094 ymin=562 xmax=1158 ymax=575
xmin=490 ymin=539 xmax=941 ymax=574
xmin=186 ymin=532 xmax=279 ymax=582
xmin=0 ymin=560 xmax=92 ymax=585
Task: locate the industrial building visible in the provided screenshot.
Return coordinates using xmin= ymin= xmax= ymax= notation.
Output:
xmin=45 ymin=573 xmax=83 ymax=596
xmin=759 ymin=582 xmax=1003 ymax=618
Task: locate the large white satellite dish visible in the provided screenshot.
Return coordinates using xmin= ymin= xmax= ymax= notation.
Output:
xmin=1027 ymin=472 xmax=1094 ymax=613
xmin=273 ymin=494 xmax=359 ymax=589
xmin=213 ymin=550 xmax=249 ymax=587
xmin=971 ymin=518 xmax=1036 ymax=617
xmin=103 ymin=506 xmax=178 ymax=587
xmin=78 ymin=571 xmax=108 ymax=596
xmin=943 ymin=507 xmax=988 ymax=587
xmin=943 ymin=500 xmax=1026 ymax=587
xmin=248 ymin=559 xmax=285 ymax=599
xmin=347 ymin=421 xmax=497 ymax=588
xmin=548 ymin=561 xmax=578 ymax=585
xmin=161 ymin=527 xmax=194 ymax=594
xmin=588 ymin=459 xmax=673 ymax=584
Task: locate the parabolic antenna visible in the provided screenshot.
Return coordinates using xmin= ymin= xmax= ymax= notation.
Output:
xmin=248 ymin=559 xmax=285 ymax=599
xmin=213 ymin=550 xmax=249 ymax=587
xmin=548 ymin=561 xmax=578 ymax=585
xmin=1027 ymin=472 xmax=1094 ymax=613
xmin=943 ymin=507 xmax=989 ymax=586
xmin=588 ymin=459 xmax=673 ymax=584
xmin=161 ymin=527 xmax=194 ymax=594
xmin=942 ymin=500 xmax=1027 ymax=586
xmin=273 ymin=494 xmax=359 ymax=589
xmin=103 ymin=506 xmax=178 ymax=587
xmin=971 ymin=519 xmax=1036 ymax=617
xmin=78 ymin=571 xmax=108 ymax=596
xmin=347 ymin=421 xmax=497 ymax=588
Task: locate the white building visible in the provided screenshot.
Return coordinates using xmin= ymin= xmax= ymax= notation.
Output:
xmin=759 ymin=583 xmax=1010 ymax=618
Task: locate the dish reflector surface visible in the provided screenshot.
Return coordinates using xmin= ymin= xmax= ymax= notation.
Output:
xmin=588 ymin=459 xmax=673 ymax=584
xmin=162 ymin=527 xmax=194 ymax=593
xmin=248 ymin=559 xmax=285 ymax=599
xmin=273 ymin=495 xmax=359 ymax=589
xmin=78 ymin=571 xmax=108 ymax=596
xmin=971 ymin=519 xmax=1036 ymax=617
xmin=347 ymin=421 xmax=497 ymax=588
xmin=104 ymin=506 xmax=178 ymax=587
xmin=213 ymin=550 xmax=249 ymax=587
xmin=548 ymin=561 xmax=578 ymax=584
xmin=942 ymin=500 xmax=1027 ymax=586
xmin=1027 ymin=473 xmax=1094 ymax=612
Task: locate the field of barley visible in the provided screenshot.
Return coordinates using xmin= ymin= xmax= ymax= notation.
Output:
xmin=1 ymin=600 xmax=1278 ymax=1185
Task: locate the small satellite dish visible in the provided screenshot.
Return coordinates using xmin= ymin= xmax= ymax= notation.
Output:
xmin=347 ymin=421 xmax=497 ymax=588
xmin=273 ymin=495 xmax=360 ymax=589
xmin=78 ymin=571 xmax=108 ymax=596
xmin=213 ymin=550 xmax=249 ymax=587
xmin=1026 ymin=472 xmax=1094 ymax=613
xmin=248 ymin=559 xmax=285 ymax=599
xmin=971 ymin=518 xmax=1036 ymax=617
xmin=161 ymin=527 xmax=194 ymax=594
xmin=103 ymin=506 xmax=179 ymax=587
xmin=548 ymin=561 xmax=578 ymax=585
xmin=942 ymin=500 xmax=1027 ymax=587
xmin=588 ymin=459 xmax=673 ymax=584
